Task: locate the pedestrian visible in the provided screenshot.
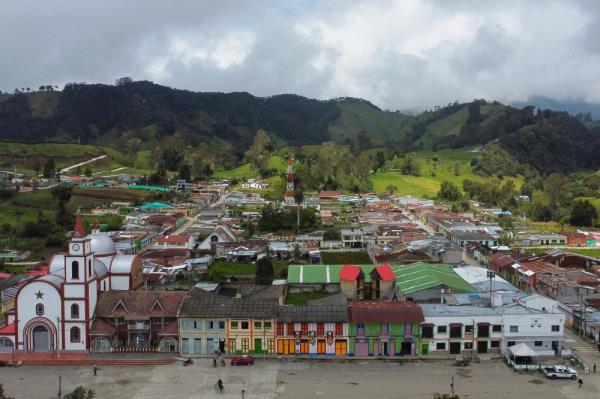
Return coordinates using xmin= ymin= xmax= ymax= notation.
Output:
xmin=594 ymin=363 xmax=597 ymax=373
xmin=93 ymin=365 xmax=98 ymax=376
xmin=578 ymin=378 xmax=583 ymax=389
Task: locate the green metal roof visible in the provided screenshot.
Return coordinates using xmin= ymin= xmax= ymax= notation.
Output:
xmin=140 ymin=201 xmax=174 ymax=209
xmin=394 ymin=262 xmax=474 ymax=295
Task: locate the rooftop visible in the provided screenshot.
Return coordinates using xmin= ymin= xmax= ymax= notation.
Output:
xmin=394 ymin=262 xmax=475 ymax=295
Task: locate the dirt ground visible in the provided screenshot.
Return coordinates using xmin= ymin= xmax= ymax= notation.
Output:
xmin=2 ymin=359 xmax=599 ymax=399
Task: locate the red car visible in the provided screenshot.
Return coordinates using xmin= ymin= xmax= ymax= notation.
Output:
xmin=230 ymin=355 xmax=255 ymax=366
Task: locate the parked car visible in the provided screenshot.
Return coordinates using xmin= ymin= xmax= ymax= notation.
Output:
xmin=231 ymin=355 xmax=255 ymax=366
xmin=542 ymin=365 xmax=578 ymax=379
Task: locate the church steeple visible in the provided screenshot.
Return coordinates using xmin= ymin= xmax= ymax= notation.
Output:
xmin=72 ymin=213 xmax=86 ymax=239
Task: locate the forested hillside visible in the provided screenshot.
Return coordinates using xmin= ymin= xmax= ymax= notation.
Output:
xmin=1 ymin=80 xmax=600 ymax=175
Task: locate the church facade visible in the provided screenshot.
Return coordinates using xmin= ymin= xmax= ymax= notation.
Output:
xmin=0 ymin=216 xmax=143 ymax=352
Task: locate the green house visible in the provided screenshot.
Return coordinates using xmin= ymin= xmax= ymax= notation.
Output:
xmin=348 ymin=301 xmax=424 ymax=357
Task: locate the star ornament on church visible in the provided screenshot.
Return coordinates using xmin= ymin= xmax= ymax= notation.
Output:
xmin=35 ymin=290 xmax=44 ymax=300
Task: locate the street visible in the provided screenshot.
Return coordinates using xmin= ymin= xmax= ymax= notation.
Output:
xmin=2 ymin=359 xmax=599 ymax=399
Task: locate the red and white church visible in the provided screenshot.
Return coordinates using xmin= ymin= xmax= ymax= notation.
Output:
xmin=0 ymin=216 xmax=143 ymax=352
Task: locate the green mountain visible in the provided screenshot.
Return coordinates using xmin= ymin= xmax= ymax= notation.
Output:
xmin=2 ymin=81 xmax=600 ymax=175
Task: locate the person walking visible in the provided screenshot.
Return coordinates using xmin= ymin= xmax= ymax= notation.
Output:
xmin=594 ymin=363 xmax=597 ymax=373
xmin=578 ymin=378 xmax=583 ymax=389
xmin=93 ymin=365 xmax=98 ymax=376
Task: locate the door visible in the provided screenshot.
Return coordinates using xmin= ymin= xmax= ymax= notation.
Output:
xmin=477 ymin=340 xmax=488 ymax=354
xmin=355 ymin=340 xmax=368 ymax=356
xmin=335 ymin=340 xmax=347 ymax=355
xmin=33 ymin=325 xmax=50 ymax=352
xmin=206 ymin=338 xmax=214 ymax=354
xmin=219 ymin=339 xmax=226 ymax=353
xmin=421 ymin=343 xmax=429 ymax=355
xmin=254 ymin=338 xmax=262 ymax=353
xmin=382 ymin=342 xmax=389 ymax=356
xmin=317 ymin=339 xmax=326 ymax=354
xmin=193 ymin=338 xmax=201 ymax=354
xmin=300 ymin=340 xmax=309 ymax=354
xmin=450 ymin=342 xmax=461 ymax=354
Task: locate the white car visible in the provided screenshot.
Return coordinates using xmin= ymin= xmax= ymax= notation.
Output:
xmin=542 ymin=365 xmax=578 ymax=380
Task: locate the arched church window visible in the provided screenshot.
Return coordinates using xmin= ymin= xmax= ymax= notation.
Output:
xmin=71 ymin=304 xmax=79 ymax=319
xmin=71 ymin=261 xmax=79 ymax=279
xmin=70 ymin=326 xmax=80 ymax=343
xmin=36 ymin=303 xmax=44 ymax=316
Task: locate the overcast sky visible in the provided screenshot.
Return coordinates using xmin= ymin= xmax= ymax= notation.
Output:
xmin=2 ymin=0 xmax=600 ymax=110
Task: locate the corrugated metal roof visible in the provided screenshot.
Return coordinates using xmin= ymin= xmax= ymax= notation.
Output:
xmin=394 ymin=262 xmax=474 ymax=295
xmin=277 ymin=305 xmax=348 ymax=323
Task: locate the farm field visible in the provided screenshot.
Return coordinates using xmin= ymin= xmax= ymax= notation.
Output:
xmin=370 ymin=148 xmax=523 ymax=197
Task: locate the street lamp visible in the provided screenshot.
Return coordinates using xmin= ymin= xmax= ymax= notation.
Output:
xmin=56 ymin=316 xmax=61 ymax=359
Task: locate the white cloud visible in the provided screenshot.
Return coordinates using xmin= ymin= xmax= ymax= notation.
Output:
xmin=1 ymin=0 xmax=600 ymax=110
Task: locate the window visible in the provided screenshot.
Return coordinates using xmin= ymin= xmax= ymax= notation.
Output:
xmin=267 ymin=338 xmax=275 ymax=353
xmin=241 ymin=321 xmax=249 ymax=330
xmin=465 ymin=325 xmax=473 ymax=333
xmin=422 ymin=325 xmax=434 ymax=339
xmin=88 ymin=259 xmax=92 ymax=278
xmin=277 ymin=323 xmax=284 ymax=335
xmin=335 ymin=323 xmax=343 ymax=335
xmin=231 ymin=321 xmax=239 ymax=330
xmin=193 ymin=321 xmax=201 ymax=329
xmin=208 ymin=321 xmax=214 ymax=329
xmin=534 ymin=341 xmax=543 ymax=347
xmin=103 ymin=281 xmax=107 ymax=291
xmin=492 ymin=324 xmax=502 ymax=332
xmin=507 ymin=341 xmax=515 ymax=347
xmin=228 ymin=338 xmax=236 ymax=353
xmin=36 ymin=303 xmax=44 ymax=316
xmin=551 ymin=325 xmax=560 ymax=332
xmin=509 ymin=325 xmax=518 ymax=333
xmin=301 ymin=323 xmax=308 ymax=335
xmin=449 ymin=325 xmax=462 ymax=338
xmin=71 ymin=304 xmax=79 ymax=319
xmin=70 ymin=327 xmax=81 ymax=343
xmin=436 ymin=342 xmax=446 ymax=350
xmin=264 ymin=321 xmax=272 ymax=329
xmin=464 ymin=342 xmax=473 ymax=350
xmin=287 ymin=323 xmax=294 ymax=335
xmin=316 ymin=323 xmax=325 ymax=336
xmin=241 ymin=338 xmax=249 ymax=353
xmin=71 ymin=261 xmax=79 ymax=279
xmin=437 ymin=326 xmax=447 ymax=334
xmin=356 ymin=323 xmax=365 ymax=335
xmin=490 ymin=340 xmax=500 ymax=348
xmin=254 ymin=321 xmax=262 ymax=329
xmin=181 ymin=320 xmax=190 ymax=329
xmin=218 ymin=321 xmax=225 ymax=329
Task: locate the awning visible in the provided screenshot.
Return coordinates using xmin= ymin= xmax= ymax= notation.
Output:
xmin=449 ymin=323 xmax=463 ymax=327
xmin=477 ymin=322 xmax=491 ymax=326
xmin=421 ymin=323 xmax=434 ymax=327
xmin=508 ymin=343 xmax=538 ymax=357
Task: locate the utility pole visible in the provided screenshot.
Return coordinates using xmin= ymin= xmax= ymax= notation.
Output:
xmin=450 ymin=376 xmax=454 ymax=397
xmin=58 ymin=375 xmax=62 ymax=399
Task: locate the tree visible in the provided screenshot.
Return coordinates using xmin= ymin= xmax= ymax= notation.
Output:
xmin=244 ymin=130 xmax=273 ymax=170
xmin=255 ymin=257 xmax=274 ymax=285
xmin=570 ymin=199 xmax=598 ymax=227
xmin=33 ymin=160 xmax=41 ymax=177
xmin=43 ymin=158 xmax=55 ymax=178
xmin=437 ymin=181 xmax=461 ymax=202
xmin=51 ymin=185 xmax=73 ymax=202
xmin=178 ymin=163 xmax=192 ymax=181
xmin=115 ymin=76 xmax=133 ymax=86
xmin=84 ymin=165 xmax=92 ymax=177
xmin=385 ymin=185 xmax=398 ymax=196
xmin=64 ymin=386 xmax=95 ymax=399
xmin=56 ymin=201 xmax=73 ymax=229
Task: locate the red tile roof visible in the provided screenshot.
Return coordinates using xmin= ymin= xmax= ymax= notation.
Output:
xmin=339 ymin=265 xmax=362 ymax=281
xmin=0 ymin=322 xmax=16 ymax=335
xmin=375 ymin=264 xmax=395 ymax=281
xmin=156 ymin=234 xmax=190 ymax=244
xmin=89 ymin=318 xmax=116 ymax=336
xmin=348 ymin=301 xmax=424 ymax=323
xmin=94 ymin=291 xmax=186 ymax=318
xmin=158 ymin=321 xmax=179 ymax=336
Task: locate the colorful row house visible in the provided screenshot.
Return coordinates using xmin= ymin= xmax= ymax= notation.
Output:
xmin=178 ymin=288 xmax=278 ymax=356
xmin=276 ymin=305 xmax=349 ymax=356
xmin=348 ymin=301 xmax=424 ymax=356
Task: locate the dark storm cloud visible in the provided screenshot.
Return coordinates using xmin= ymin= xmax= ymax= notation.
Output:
xmin=1 ymin=0 xmax=599 ymax=109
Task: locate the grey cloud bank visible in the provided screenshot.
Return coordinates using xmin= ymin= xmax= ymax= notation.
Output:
xmin=1 ymin=0 xmax=600 ymax=110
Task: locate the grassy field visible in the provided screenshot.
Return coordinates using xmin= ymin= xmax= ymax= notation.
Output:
xmin=522 ymin=247 xmax=600 ymax=259
xmin=370 ymin=148 xmax=523 ymax=197
xmin=208 ymin=259 xmax=290 ymax=280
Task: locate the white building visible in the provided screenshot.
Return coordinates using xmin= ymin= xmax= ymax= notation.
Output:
xmin=0 ymin=216 xmax=143 ymax=352
xmin=421 ymin=301 xmax=565 ymax=358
